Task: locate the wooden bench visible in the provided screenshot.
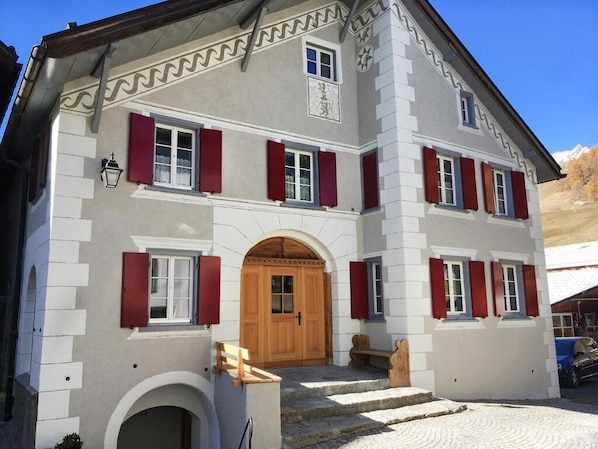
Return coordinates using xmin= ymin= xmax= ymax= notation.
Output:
xmin=349 ymin=334 xmax=410 ymax=387
xmin=212 ymin=342 xmax=282 ymax=386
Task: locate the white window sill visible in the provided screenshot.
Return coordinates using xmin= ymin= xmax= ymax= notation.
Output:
xmin=127 ymin=326 xmax=211 ymax=339
xmin=457 ymin=123 xmax=483 ymax=136
xmin=435 ymin=319 xmax=485 ymax=331
xmin=131 ymin=184 xmax=210 ymax=205
xmin=428 ymin=204 xmax=475 ymax=220
xmin=497 ymin=317 xmax=536 ymax=328
xmin=487 ymin=215 xmax=525 ymax=228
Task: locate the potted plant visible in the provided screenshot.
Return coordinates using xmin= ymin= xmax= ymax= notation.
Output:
xmin=54 ymin=433 xmax=83 ymax=449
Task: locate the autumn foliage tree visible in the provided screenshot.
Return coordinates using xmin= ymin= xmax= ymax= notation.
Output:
xmin=557 ymin=145 xmax=598 ymax=201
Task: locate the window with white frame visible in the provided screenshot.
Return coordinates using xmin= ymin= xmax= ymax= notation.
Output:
xmin=436 ymin=154 xmax=456 ymax=206
xmin=460 ymin=92 xmax=476 ymax=127
xmin=502 ymin=264 xmax=521 ymax=313
xmin=444 ymin=260 xmax=466 ymax=314
xmin=154 ymin=124 xmax=195 ymax=189
xmin=305 ymin=44 xmax=337 ymax=81
xmin=150 ymin=255 xmax=194 ymax=323
xmin=285 ymin=149 xmax=314 ymax=202
xmin=493 ymin=168 xmax=508 ymax=216
xmin=370 ymin=260 xmax=383 ymax=318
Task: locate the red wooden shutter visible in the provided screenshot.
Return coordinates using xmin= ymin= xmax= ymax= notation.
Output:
xmin=128 ymin=113 xmax=155 ymax=185
xmin=481 ymin=162 xmax=495 ymax=214
xmin=523 ymin=264 xmax=539 ymax=317
xmin=460 ymin=157 xmax=478 ymax=210
xmin=429 ymin=258 xmax=447 ymax=319
xmin=267 ymin=140 xmax=285 ymax=201
xmin=198 ymin=256 xmax=221 ymax=325
xmin=349 ymin=262 xmax=368 ymax=319
xmin=511 ymin=171 xmax=529 ymax=219
xmin=362 ymin=151 xmax=379 ymax=210
xmin=318 ymin=151 xmax=338 ymax=207
xmin=423 ymin=146 xmax=439 ymax=204
xmin=40 ymin=120 xmax=50 ymax=188
xmin=469 ymin=260 xmax=487 ymax=318
xmin=199 ymin=128 xmax=222 ymax=193
xmin=121 ymin=252 xmax=149 ymax=328
xmin=491 ymin=262 xmax=505 ymax=317
xmin=28 ymin=140 xmax=40 ymax=202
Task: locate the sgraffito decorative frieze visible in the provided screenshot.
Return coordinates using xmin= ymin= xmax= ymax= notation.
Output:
xmin=60 ymin=3 xmax=349 ymax=115
xmin=307 ymin=77 xmax=340 ymax=122
xmin=352 ymin=0 xmax=534 ymax=181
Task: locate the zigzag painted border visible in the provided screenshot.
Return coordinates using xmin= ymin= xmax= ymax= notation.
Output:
xmin=353 ymin=0 xmax=534 ymax=181
xmin=60 ymin=2 xmax=347 ymax=114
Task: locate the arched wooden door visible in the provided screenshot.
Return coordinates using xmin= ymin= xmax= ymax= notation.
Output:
xmin=240 ymin=238 xmax=329 ymax=368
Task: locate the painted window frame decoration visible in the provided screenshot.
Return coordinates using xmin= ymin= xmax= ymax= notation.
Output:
xmin=267 ymin=140 xmax=337 ymax=207
xmin=121 ymin=252 xmax=221 ymax=328
xmin=128 ymin=112 xmax=222 ymax=194
xmin=423 ymin=146 xmax=478 ymax=211
xmin=481 ymin=162 xmax=529 ymax=219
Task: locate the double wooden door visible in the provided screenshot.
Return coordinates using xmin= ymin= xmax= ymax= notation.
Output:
xmin=240 ymin=260 xmax=326 ymax=368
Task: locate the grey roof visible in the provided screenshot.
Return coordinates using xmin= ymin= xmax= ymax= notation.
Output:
xmin=545 ymin=241 xmax=598 ymax=271
xmin=547 ymin=267 xmax=598 ymax=305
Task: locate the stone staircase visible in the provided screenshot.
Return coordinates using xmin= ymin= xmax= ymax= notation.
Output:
xmin=277 ymin=369 xmax=466 ymax=448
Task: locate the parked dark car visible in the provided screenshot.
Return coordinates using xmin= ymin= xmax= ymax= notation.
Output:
xmin=556 ymin=337 xmax=598 ymax=388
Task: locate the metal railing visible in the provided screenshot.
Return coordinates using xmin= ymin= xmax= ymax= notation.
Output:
xmin=237 ymin=416 xmax=253 ymax=449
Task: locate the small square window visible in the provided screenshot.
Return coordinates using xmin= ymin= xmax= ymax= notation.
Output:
xmin=305 ymin=44 xmax=337 ymax=81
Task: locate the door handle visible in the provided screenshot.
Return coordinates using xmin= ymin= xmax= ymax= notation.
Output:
xmin=296 ymin=311 xmax=302 ymax=326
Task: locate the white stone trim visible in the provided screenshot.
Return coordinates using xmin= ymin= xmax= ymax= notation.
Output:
xmin=127 ymin=328 xmax=211 ymax=339
xmin=128 ymin=99 xmax=361 ymax=155
xmin=434 ymin=319 xmax=485 ymax=331
xmin=427 ymin=205 xmax=475 ymax=220
xmin=497 ymin=318 xmax=537 ymax=329
xmin=490 ymin=251 xmax=530 ymax=264
xmin=104 ymin=371 xmax=219 ymax=449
xmin=131 ymin=235 xmax=213 ymax=253
xmin=487 ymin=215 xmax=526 ymax=228
xmin=430 ymin=246 xmax=478 ymax=260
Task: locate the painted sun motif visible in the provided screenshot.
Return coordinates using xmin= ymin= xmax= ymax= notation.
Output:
xmin=356 ymin=26 xmax=372 ymax=46
xmin=356 ymin=45 xmax=374 ymax=72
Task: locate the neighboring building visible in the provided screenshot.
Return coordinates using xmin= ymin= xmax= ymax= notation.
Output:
xmin=0 ymin=0 xmax=563 ymax=447
xmin=0 ymin=39 xmax=22 ymax=405
xmin=547 ymin=241 xmax=598 ymax=339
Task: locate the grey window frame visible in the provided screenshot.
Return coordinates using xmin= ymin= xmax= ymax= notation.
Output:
xmin=366 ymin=257 xmax=384 ymax=322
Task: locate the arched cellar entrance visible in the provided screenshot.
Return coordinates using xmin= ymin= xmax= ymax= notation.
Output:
xmin=240 ymin=237 xmax=332 ymax=368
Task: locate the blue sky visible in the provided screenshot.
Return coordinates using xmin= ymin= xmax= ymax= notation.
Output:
xmin=1 ymin=1 xmax=596 ymax=153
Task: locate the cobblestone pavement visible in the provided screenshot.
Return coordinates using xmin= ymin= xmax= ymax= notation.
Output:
xmin=2 ymin=391 xmax=598 ymax=449
xmin=310 ymin=399 xmax=598 ymax=449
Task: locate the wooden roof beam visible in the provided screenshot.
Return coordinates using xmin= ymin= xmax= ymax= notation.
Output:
xmin=241 ymin=6 xmax=267 ymax=72
xmin=339 ymin=0 xmax=360 ymax=43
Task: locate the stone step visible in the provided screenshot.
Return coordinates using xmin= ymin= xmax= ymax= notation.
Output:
xmin=281 ymin=398 xmax=467 ymax=449
xmin=282 ymin=386 xmax=434 ymax=423
xmin=281 ymin=377 xmax=391 ymax=401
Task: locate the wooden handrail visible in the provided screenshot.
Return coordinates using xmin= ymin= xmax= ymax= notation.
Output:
xmin=213 ymin=342 xmax=282 ymax=385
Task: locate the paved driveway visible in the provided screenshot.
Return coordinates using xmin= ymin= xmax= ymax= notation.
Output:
xmin=314 ymin=379 xmax=598 ymax=449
